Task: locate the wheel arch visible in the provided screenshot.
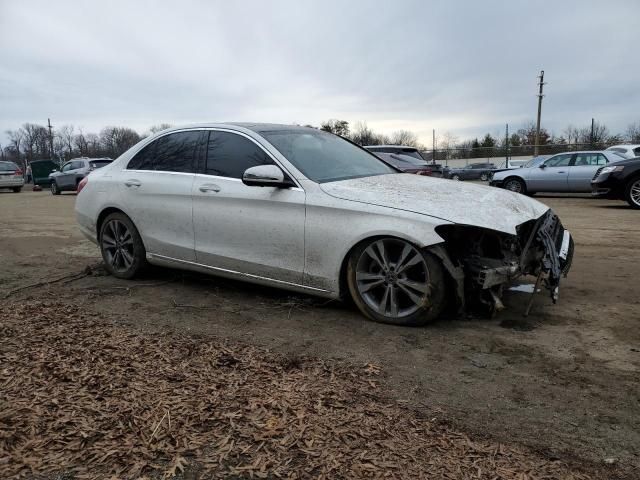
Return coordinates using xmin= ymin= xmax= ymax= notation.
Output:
xmin=96 ymin=207 xmax=142 ymax=245
xmin=337 ymin=232 xmax=445 ymax=300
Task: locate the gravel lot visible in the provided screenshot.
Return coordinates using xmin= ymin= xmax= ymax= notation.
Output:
xmin=1 ymin=187 xmax=638 ymax=478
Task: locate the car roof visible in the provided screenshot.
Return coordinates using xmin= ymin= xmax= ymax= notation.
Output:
xmin=364 ymin=145 xmax=419 ymax=150
xmin=606 ymin=144 xmax=640 ymax=149
xmin=159 ymin=123 xmax=312 ymax=134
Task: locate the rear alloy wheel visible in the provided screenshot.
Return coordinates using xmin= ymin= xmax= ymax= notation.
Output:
xmin=12 ymin=187 xmax=22 ymax=193
xmin=347 ymin=238 xmax=447 ymax=326
xmin=99 ymin=213 xmax=147 ymax=279
xmin=625 ymin=177 xmax=640 ymax=209
xmin=480 ymin=173 xmax=489 ymax=181
xmin=504 ymin=177 xmax=526 ymax=194
xmin=50 ymin=181 xmax=60 ymax=195
xmin=451 ymin=174 xmax=460 ymax=181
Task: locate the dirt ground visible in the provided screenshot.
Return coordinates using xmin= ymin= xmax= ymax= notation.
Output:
xmin=1 ymin=187 xmax=639 ymax=477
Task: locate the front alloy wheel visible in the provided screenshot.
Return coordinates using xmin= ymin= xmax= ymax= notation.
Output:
xmin=100 ymin=213 xmax=147 ymax=278
xmin=347 ymin=238 xmax=447 ymax=326
xmin=480 ymin=173 xmax=489 ymax=181
xmin=50 ymin=181 xmax=60 ymax=195
xmin=504 ymin=177 xmax=526 ymax=194
xmin=625 ymin=178 xmax=640 ymax=209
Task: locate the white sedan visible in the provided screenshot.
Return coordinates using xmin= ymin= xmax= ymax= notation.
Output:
xmin=76 ymin=124 xmax=573 ymax=326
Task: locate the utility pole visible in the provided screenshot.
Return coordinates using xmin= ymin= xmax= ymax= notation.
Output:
xmin=590 ymin=118 xmax=595 ymax=148
xmin=432 ymin=129 xmax=436 ymax=164
xmin=505 ymin=124 xmax=509 ymax=165
xmin=47 ymin=118 xmax=55 ymax=161
xmin=534 ymin=70 xmax=545 ymax=157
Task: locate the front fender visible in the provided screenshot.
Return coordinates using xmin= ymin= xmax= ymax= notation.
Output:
xmin=303 ymin=199 xmax=449 ymax=294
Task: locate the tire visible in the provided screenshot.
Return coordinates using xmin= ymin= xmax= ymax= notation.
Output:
xmin=12 ymin=187 xmax=22 ymax=193
xmin=624 ymin=177 xmax=640 ymax=210
xmin=480 ymin=173 xmax=489 ymax=181
xmin=503 ymin=177 xmax=526 ymax=194
xmin=346 ymin=238 xmax=447 ymax=326
xmin=451 ymin=174 xmax=460 ymax=181
xmin=99 ymin=212 xmax=148 ymax=279
xmin=50 ymin=181 xmax=60 ymax=195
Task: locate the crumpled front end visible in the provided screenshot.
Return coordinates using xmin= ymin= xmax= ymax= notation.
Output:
xmin=434 ymin=210 xmax=574 ymax=315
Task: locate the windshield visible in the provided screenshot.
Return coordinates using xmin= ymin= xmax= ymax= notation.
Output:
xmin=0 ymin=161 xmax=18 ymax=171
xmin=262 ymin=130 xmax=397 ymax=183
xmin=523 ymin=156 xmax=549 ymax=168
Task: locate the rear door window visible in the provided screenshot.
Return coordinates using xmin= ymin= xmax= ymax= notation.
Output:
xmin=574 ymin=153 xmax=607 ymax=166
xmin=206 ymin=131 xmax=274 ymax=179
xmin=89 ymin=160 xmax=112 ymax=169
xmin=634 ymin=147 xmax=640 ymax=156
xmin=127 ymin=131 xmax=200 ymax=172
xmin=153 ymin=131 xmax=200 ymax=173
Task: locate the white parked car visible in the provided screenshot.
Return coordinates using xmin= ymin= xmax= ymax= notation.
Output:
xmin=76 ymin=124 xmax=573 ymax=325
xmin=606 ymin=144 xmax=640 ymax=159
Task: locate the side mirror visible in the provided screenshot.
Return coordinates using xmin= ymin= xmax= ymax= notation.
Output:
xmin=539 ymin=164 xmax=546 ymax=169
xmin=242 ymin=165 xmax=293 ymax=188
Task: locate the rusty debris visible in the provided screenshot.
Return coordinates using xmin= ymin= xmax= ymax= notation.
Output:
xmin=1 ymin=301 xmax=595 ymax=479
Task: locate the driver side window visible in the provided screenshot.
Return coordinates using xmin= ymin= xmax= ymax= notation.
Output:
xmin=545 ymin=154 xmax=572 ymax=167
xmin=61 ymin=162 xmax=74 ymax=172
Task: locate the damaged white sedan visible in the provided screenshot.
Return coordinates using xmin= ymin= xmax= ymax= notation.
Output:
xmin=76 ymin=124 xmax=574 ymax=326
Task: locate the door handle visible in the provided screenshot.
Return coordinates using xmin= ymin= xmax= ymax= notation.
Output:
xmin=557 ymin=171 xmax=565 ymax=174
xmin=199 ymin=184 xmax=221 ymax=193
xmin=124 ymin=179 xmax=141 ymax=187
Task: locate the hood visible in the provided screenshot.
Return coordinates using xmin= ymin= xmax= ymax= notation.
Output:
xmin=320 ymin=174 xmax=549 ymax=235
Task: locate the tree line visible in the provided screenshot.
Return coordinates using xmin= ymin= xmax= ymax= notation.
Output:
xmin=2 ymin=119 xmax=639 ymax=167
xmin=1 ymin=123 xmax=172 ymax=167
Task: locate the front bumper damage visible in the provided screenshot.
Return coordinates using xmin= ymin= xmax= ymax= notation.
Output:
xmin=434 ymin=209 xmax=574 ymax=315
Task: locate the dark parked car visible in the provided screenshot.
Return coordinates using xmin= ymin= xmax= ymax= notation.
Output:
xmin=49 ymin=157 xmax=112 ymax=194
xmin=591 ymin=157 xmax=640 ymax=209
xmin=374 ymin=152 xmax=433 ymax=175
xmin=443 ymin=162 xmax=496 ymax=181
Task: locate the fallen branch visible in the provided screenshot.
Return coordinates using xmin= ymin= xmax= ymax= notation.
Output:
xmin=3 ymin=264 xmax=100 ymax=299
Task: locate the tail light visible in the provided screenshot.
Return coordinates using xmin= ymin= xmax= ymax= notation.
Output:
xmin=77 ymin=176 xmax=89 ymax=193
xmin=14 ymin=169 xmax=23 ymax=177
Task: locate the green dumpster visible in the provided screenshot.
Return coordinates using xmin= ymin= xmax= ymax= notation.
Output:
xmin=30 ymin=159 xmax=60 ymax=186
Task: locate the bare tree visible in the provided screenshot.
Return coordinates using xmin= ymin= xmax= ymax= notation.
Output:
xmin=389 ymin=130 xmax=418 ymax=147
xmin=58 ymin=125 xmax=75 ymax=159
xmin=578 ymin=121 xmax=609 ymax=147
xmin=320 ymin=119 xmax=350 ymax=137
xmin=6 ymin=129 xmax=24 ymax=161
xmin=74 ymin=128 xmax=89 ymax=156
xmin=350 ymin=122 xmax=386 ymax=146
xmin=100 ymin=126 xmax=141 ymax=158
xmin=626 ymin=122 xmax=640 ymax=143
xmin=563 ymin=125 xmax=579 ymax=146
xmin=149 ymin=124 xmax=173 ymax=135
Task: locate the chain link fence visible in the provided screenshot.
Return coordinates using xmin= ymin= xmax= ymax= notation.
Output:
xmin=421 ymin=142 xmax=619 ymax=166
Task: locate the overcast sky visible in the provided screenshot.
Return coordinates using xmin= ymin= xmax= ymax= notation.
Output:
xmin=1 ymin=0 xmax=638 ymax=146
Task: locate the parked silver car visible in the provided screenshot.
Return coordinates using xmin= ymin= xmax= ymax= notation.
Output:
xmin=76 ymin=124 xmax=573 ymax=326
xmin=490 ymin=151 xmax=625 ymax=194
xmin=49 ymin=157 xmax=112 ymax=194
xmin=0 ymin=161 xmax=25 ymax=192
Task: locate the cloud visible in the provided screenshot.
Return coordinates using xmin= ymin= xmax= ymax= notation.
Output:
xmin=1 ymin=0 xmax=638 ymax=145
